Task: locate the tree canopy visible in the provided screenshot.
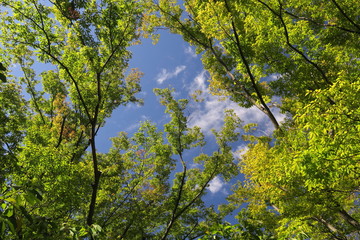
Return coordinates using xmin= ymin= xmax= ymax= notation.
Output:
xmin=0 ymin=0 xmax=359 ymax=239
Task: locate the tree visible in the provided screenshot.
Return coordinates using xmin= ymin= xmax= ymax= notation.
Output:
xmin=0 ymin=0 xmax=143 ymax=237
xmin=143 ymin=0 xmax=360 ymax=239
xmin=87 ymin=88 xmax=242 ymax=239
xmin=0 ymin=1 xmax=244 ymax=238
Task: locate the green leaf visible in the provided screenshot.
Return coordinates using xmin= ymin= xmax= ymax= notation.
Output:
xmin=4 ymin=198 xmax=17 ymax=205
xmin=4 ymin=207 xmax=14 ymax=217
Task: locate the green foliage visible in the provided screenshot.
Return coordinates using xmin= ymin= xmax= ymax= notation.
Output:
xmin=1 ymin=0 xmax=360 ymax=239
xmin=0 ymin=0 xmax=144 ymax=238
xmin=199 ymin=211 xmax=276 ymax=240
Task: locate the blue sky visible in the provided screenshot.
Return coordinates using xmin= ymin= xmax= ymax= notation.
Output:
xmin=97 ymin=29 xmax=286 ymax=222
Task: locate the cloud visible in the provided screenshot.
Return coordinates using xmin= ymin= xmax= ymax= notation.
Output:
xmin=188 ymin=71 xmax=286 ymax=135
xmin=184 ymin=46 xmax=197 ymax=58
xmin=122 ymin=115 xmax=147 ymax=132
xmin=261 ymin=73 xmax=281 ymax=82
xmin=188 ymin=71 xmax=232 ymax=133
xmin=192 ymin=70 xmax=207 ymax=91
xmin=208 ymin=176 xmax=225 ymax=194
xmin=235 ymin=145 xmax=249 ymax=158
xmin=156 ymin=65 xmax=186 ymax=84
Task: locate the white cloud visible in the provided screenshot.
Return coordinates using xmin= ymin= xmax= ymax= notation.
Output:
xmin=124 ymin=115 xmax=150 ymax=132
xmin=188 ymin=71 xmax=286 ymax=135
xmin=192 ymin=70 xmax=207 ymax=91
xmin=235 ymin=145 xmax=249 ymax=158
xmin=232 ymin=106 xmax=267 ymax=126
xmin=188 ymin=71 xmax=226 ymax=133
xmin=208 ymin=176 xmax=224 ymax=194
xmin=184 ymin=46 xmax=197 ymax=58
xmin=261 ymin=73 xmax=281 ymax=82
xmin=125 ymin=122 xmax=140 ymax=132
xmin=156 ymin=65 xmax=186 ymax=84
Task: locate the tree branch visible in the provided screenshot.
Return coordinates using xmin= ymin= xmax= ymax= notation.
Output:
xmin=257 ymin=0 xmax=331 ymax=86
xmin=284 ymin=10 xmax=360 ymax=34
xmin=18 ymin=60 xmax=46 ymax=124
xmin=312 ymin=216 xmax=345 ymax=240
xmin=330 ymin=0 xmax=360 ymax=32
xmin=338 ymin=208 xmax=360 ymax=230
xmin=224 ymin=0 xmax=281 ymax=130
xmin=162 ymin=143 xmax=187 ymax=239
xmin=55 ymin=114 xmax=67 ymax=148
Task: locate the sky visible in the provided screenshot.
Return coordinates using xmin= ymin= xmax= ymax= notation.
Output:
xmin=97 ymin=29 xmax=285 ymax=223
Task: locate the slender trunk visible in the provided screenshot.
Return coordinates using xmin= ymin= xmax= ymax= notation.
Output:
xmin=223 ymin=0 xmax=281 ymax=130
xmin=86 ymin=125 xmax=102 ymax=226
xmin=338 ymin=209 xmax=360 ymax=230
xmin=161 ymin=152 xmax=187 ymax=240
xmin=312 ymin=216 xmax=346 ymax=240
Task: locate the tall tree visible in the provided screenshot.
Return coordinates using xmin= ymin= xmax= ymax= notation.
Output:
xmin=143 ymin=0 xmax=360 ymax=239
xmin=0 ymin=0 xmax=143 ymax=238
xmin=87 ymin=88 xmax=242 ymax=239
